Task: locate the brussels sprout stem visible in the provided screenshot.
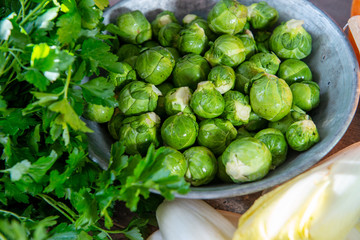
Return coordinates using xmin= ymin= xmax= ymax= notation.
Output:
xmin=286 ymin=19 xmax=305 ymax=30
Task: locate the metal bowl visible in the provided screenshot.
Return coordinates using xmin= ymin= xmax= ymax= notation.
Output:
xmin=87 ymin=0 xmax=360 ymax=199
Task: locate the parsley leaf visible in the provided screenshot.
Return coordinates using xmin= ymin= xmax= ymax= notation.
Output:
xmin=81 ymin=77 xmax=118 ymax=107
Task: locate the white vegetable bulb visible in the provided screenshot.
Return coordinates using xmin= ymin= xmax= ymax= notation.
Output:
xmin=155 ymin=198 xmax=236 ymax=240
xmin=233 ymin=142 xmax=360 ymax=240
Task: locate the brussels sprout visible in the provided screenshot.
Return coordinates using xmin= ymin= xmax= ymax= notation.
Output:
xmin=221 ymin=137 xmax=272 ymax=183
xmin=190 ymin=81 xmax=225 ymax=119
xmin=161 ymin=112 xmax=198 ymax=150
xmin=107 ymin=111 xmax=124 ymax=140
xmin=172 ymin=54 xmax=211 ymax=90
xmin=234 ymin=61 xmax=264 ymax=94
xmin=290 ymin=81 xmax=320 ymax=112
xmin=117 ymin=44 xmax=141 ymax=62
xmin=247 ymin=1 xmax=279 ymax=30
xmin=204 ymin=34 xmax=246 ymax=68
xmin=207 ymin=0 xmax=248 ymax=35
xmin=222 ymin=90 xmax=251 ymax=126
xmin=155 ymin=82 xmax=174 ymax=117
xmin=188 ymin=18 xmax=218 ymax=41
xmin=286 ymin=119 xmax=320 ymax=151
xmin=164 ymin=87 xmax=193 ymax=115
xmin=197 ymin=118 xmax=237 ymax=155
xmin=278 ymin=59 xmax=312 ymax=85
xmin=184 ymin=146 xmax=217 ymax=186
xmin=244 ymin=111 xmax=268 ymax=132
xmin=235 ymin=30 xmax=257 ymax=59
xmin=151 ymin=11 xmax=178 ymax=37
xmin=156 ymin=146 xmax=187 ymax=177
xmin=108 ymin=62 xmax=137 ymax=90
xmin=118 ymin=81 xmax=161 ymax=116
xmin=249 ymin=73 xmax=293 ymax=122
xmin=254 ymin=31 xmax=271 ymax=53
xmin=158 ymin=22 xmax=182 ymax=48
xmin=269 ymin=19 xmax=312 ymax=59
xmin=119 ymin=112 xmax=161 ymax=155
xmin=268 ymin=105 xmax=311 ymax=134
xmin=116 ymin=10 xmax=152 ymax=44
xmin=248 ymin=52 xmax=281 ymax=75
xmin=135 ymin=46 xmax=175 ymax=85
xmin=165 ymin=47 xmax=181 ymax=62
xmin=178 ymin=22 xmax=209 ymax=55
xmin=182 ymin=14 xmax=202 ymax=25
xmin=84 ymin=103 xmax=114 ymax=123
xmin=217 ymin=155 xmax=233 ymax=183
xmin=254 ymin=128 xmax=288 ymax=168
xmin=236 ymin=127 xmax=253 ymax=139
xmin=207 ymin=65 xmax=236 ymax=94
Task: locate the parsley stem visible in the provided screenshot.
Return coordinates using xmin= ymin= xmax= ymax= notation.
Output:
xmin=63 ymin=65 xmax=72 ymax=100
xmin=0 ymin=209 xmax=35 ymax=223
xmin=19 ymin=0 xmax=49 ymax=26
xmin=38 ymin=194 xmax=76 ymax=224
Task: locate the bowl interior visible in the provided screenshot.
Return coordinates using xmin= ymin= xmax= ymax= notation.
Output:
xmin=88 ymin=0 xmax=359 ymax=198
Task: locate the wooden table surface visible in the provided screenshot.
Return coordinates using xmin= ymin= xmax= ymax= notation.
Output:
xmin=108 ymin=0 xmax=359 ymax=214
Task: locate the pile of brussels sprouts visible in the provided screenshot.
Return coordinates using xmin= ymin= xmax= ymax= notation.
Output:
xmin=84 ymin=0 xmax=321 ymax=186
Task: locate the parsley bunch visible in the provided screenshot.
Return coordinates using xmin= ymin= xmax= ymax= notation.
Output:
xmin=0 ymin=0 xmax=189 ymax=239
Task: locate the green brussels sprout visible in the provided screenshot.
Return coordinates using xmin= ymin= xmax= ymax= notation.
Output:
xmin=165 ymin=47 xmax=181 ymax=62
xmin=204 ymin=34 xmax=246 ymax=68
xmin=269 ymin=19 xmax=312 ymax=59
xmin=278 ymin=59 xmax=313 ymax=85
xmin=254 ymin=128 xmax=288 ymax=169
xmin=164 ymin=87 xmax=193 ymax=115
xmin=249 ymin=73 xmax=293 ymax=122
xmin=84 ymin=103 xmax=114 ymax=123
xmin=236 ymin=127 xmax=253 ymax=139
xmin=248 ymin=52 xmax=281 ymax=75
xmin=221 ymin=137 xmax=272 ymax=183
xmin=235 ymin=30 xmax=257 ymax=59
xmin=108 ymin=62 xmax=137 ymax=90
xmin=234 ymin=61 xmax=264 ymax=94
xmin=254 ymin=31 xmax=271 ymax=53
xmin=119 ymin=112 xmax=160 ymax=155
xmin=135 ymin=46 xmax=175 ymax=85
xmin=118 ymin=81 xmax=161 ymax=116
xmin=182 ymin=14 xmax=202 ymax=25
xmin=161 ymin=112 xmax=198 ymax=150
xmin=188 ymin=18 xmax=218 ymax=41
xmin=116 ymin=10 xmax=152 ymax=44
xmin=217 ymin=155 xmax=233 ymax=183
xmin=155 ymin=82 xmax=174 ymax=117
xmin=190 ymin=81 xmax=225 ymax=119
xmin=151 ymin=11 xmax=178 ymax=37
xmin=286 ymin=119 xmax=320 ymax=151
xmin=222 ymin=90 xmax=251 ymax=126
xmin=207 ymin=0 xmax=248 ymax=35
xmin=158 ymin=22 xmax=182 ymax=48
xmin=177 ymin=22 xmax=209 ymax=55
xmin=172 ymin=54 xmax=211 ymax=90
xmin=107 ymin=111 xmax=124 ymax=140
xmin=156 ymin=146 xmax=187 ymax=177
xmin=197 ymin=118 xmax=237 ymax=155
xmin=268 ymin=105 xmax=311 ymax=134
xmin=184 ymin=146 xmax=217 ymax=186
xmin=207 ymin=65 xmax=236 ymax=94
xmin=290 ymin=81 xmax=320 ymax=111
xmin=117 ymin=44 xmax=141 ymax=62
xmin=244 ymin=111 xmax=268 ymax=132
xmin=247 ymin=1 xmax=279 ymax=30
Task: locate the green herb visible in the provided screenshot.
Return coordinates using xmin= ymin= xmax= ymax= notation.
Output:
xmin=0 ymin=0 xmax=190 ymax=239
